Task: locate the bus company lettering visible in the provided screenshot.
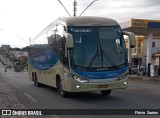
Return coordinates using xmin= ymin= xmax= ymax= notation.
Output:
xmin=106 ymin=73 xmax=118 ymax=78
xmin=34 ymin=55 xmax=51 ymax=62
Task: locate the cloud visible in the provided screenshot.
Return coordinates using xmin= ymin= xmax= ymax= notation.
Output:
xmin=144 ymin=0 xmax=160 ymax=6
xmin=76 ymin=0 xmax=160 ymax=20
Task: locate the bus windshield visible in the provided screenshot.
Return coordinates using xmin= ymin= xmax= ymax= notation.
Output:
xmin=68 ymin=26 xmax=127 ymax=71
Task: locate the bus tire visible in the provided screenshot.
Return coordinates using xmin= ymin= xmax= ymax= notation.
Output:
xmin=32 ymin=72 xmax=34 ymax=81
xmin=101 ymin=90 xmax=112 ymax=96
xmin=57 ymin=78 xmax=68 ymax=98
xmin=34 ymin=73 xmax=40 ymax=87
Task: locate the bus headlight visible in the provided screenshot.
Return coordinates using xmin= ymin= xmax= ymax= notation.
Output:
xmin=73 ymin=75 xmax=88 ymax=83
xmin=124 ymin=82 xmax=127 ymax=85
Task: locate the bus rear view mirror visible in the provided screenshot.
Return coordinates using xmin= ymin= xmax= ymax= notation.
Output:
xmin=64 ymin=33 xmax=73 ymax=49
xmin=123 ymin=31 xmax=136 ymax=48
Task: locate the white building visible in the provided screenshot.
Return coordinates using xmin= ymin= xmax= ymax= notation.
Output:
xmin=120 ymin=18 xmax=160 ymax=75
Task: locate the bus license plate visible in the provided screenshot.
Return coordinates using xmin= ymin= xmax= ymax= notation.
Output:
xmin=98 ymin=84 xmax=108 ymax=88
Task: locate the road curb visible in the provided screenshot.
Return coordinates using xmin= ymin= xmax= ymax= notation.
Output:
xmin=129 ymin=75 xmax=160 ymax=81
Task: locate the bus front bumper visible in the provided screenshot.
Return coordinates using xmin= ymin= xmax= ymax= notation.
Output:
xmin=69 ymin=78 xmax=128 ymax=92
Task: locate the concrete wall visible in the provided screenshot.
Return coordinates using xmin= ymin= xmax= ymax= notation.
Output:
xmin=144 ymin=38 xmax=160 ymax=55
xmin=152 ymin=39 xmax=160 ymax=54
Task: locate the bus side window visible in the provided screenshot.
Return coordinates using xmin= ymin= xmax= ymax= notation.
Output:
xmin=48 ymin=34 xmax=58 ymax=53
xmin=58 ymin=36 xmax=68 ymax=65
xmin=58 ymin=36 xmax=65 ymax=55
xmin=56 ymin=24 xmax=68 ymax=65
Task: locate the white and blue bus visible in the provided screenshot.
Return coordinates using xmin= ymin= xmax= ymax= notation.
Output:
xmin=28 ymin=16 xmax=135 ymax=97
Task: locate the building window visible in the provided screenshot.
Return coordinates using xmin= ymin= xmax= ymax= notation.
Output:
xmin=152 ymin=42 xmax=155 ymax=48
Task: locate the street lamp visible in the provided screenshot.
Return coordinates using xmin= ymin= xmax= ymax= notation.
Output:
xmin=79 ymin=0 xmax=98 ymax=16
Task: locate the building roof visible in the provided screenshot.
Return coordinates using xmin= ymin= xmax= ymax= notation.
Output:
xmin=120 ymin=18 xmax=160 ymax=38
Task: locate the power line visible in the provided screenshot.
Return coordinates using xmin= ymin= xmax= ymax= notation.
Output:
xmin=57 ymin=0 xmax=71 ymax=17
xmin=17 ymin=36 xmax=29 ymax=46
xmin=79 ymin=0 xmax=98 ymax=16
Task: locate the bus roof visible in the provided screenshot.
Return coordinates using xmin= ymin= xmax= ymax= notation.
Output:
xmin=33 ymin=16 xmax=119 ymax=40
xmin=57 ymin=16 xmax=119 ymax=26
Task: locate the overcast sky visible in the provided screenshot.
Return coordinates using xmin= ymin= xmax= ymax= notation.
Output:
xmin=0 ymin=0 xmax=160 ymax=48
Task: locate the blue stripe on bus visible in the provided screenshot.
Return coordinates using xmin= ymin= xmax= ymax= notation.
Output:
xmin=29 ymin=50 xmax=59 ymax=70
xmin=72 ymin=66 xmax=128 ymax=79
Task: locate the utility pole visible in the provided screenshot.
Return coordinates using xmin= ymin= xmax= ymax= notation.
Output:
xmin=73 ymin=0 xmax=77 ymax=16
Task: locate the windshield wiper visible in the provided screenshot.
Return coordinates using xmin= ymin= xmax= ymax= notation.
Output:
xmin=88 ymin=49 xmax=119 ymax=69
xmin=102 ymin=52 xmax=119 ymax=69
xmin=88 ymin=37 xmax=100 ymax=68
xmin=89 ymin=33 xmax=104 ymax=68
xmin=88 ymin=49 xmax=99 ymax=68
xmin=98 ymin=32 xmax=118 ymax=69
xmin=88 ymin=37 xmax=118 ymax=69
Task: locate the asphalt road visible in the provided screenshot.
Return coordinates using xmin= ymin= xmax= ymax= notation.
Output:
xmin=0 ymin=62 xmax=160 ymax=118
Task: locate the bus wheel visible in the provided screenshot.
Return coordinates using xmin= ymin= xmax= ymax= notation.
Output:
xmin=32 ymin=72 xmax=35 ymax=81
xmin=57 ymin=79 xmax=68 ymax=97
xmin=101 ymin=90 xmax=112 ymax=96
xmin=34 ymin=74 xmax=40 ymax=87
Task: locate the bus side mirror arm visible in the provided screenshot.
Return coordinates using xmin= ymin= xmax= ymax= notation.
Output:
xmin=123 ymin=31 xmax=136 ymax=48
xmin=64 ymin=32 xmax=73 ymax=49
